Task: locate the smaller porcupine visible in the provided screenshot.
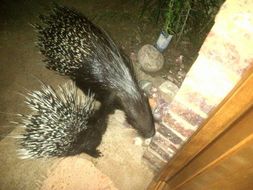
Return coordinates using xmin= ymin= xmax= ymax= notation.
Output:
xmin=15 ymin=81 xmax=112 ymax=158
xmin=35 ymin=4 xmax=155 ymax=138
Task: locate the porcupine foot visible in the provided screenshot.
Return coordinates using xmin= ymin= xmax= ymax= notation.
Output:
xmin=85 ymin=149 xmax=103 ymax=158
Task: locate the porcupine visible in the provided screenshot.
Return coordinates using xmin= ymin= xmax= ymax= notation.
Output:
xmin=15 ymin=82 xmax=112 ymax=158
xmin=34 ymin=5 xmax=155 ymax=138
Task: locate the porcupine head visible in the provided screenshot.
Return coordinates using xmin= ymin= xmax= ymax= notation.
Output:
xmin=125 ymin=96 xmax=155 ymax=138
xmin=113 ymin=82 xmax=155 ymax=139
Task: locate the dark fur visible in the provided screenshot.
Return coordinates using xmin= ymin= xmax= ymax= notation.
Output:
xmin=68 ymin=93 xmax=115 ymax=158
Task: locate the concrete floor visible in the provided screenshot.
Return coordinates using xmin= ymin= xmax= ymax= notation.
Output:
xmin=0 ymin=0 xmax=158 ymax=189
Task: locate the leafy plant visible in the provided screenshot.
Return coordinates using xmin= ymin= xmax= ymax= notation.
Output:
xmin=163 ymin=1 xmax=189 ymax=35
xmin=188 ymin=0 xmax=223 ymax=46
xmin=140 ymin=0 xmax=224 ymax=47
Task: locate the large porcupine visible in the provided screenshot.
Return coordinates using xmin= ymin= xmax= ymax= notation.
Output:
xmin=34 ymin=5 xmax=155 ymax=138
xmin=15 ymin=81 xmax=112 ymax=158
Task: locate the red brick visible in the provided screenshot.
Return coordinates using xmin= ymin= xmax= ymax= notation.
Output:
xmin=163 ymin=115 xmax=195 ymax=138
xmin=149 ymin=141 xmax=171 ymax=161
xmin=156 ymin=123 xmax=184 ymax=145
xmin=202 ymin=38 xmax=240 ymax=73
xmin=152 ymin=132 xmax=178 ymax=152
xmin=143 ymin=149 xmax=167 ymax=170
xmin=169 ymin=101 xmax=205 ymax=126
xmin=177 ymin=89 xmax=214 ymax=114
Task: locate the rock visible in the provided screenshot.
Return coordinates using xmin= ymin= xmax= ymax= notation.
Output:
xmin=139 ymin=80 xmax=153 ymax=94
xmin=137 ymin=44 xmax=164 ymax=72
xmin=180 ymin=64 xmax=185 ymax=69
xmin=159 ymin=81 xmax=179 ymax=101
xmin=134 ymin=137 xmax=144 ymax=146
xmin=134 ymin=137 xmax=152 ymax=147
xmin=130 ymin=52 xmax=138 ymax=63
xmin=152 ymin=93 xmax=159 ymax=98
xmin=151 ymin=87 xmax=158 ymax=93
xmin=175 ymin=55 xmax=183 ymax=64
xmin=167 ymin=75 xmax=174 ymax=82
xmin=178 ymin=70 xmax=186 ymax=78
xmin=153 ymin=111 xmax=162 ymax=121
xmin=148 ymin=98 xmax=157 ymax=110
xmin=144 ymin=138 xmax=152 ymax=146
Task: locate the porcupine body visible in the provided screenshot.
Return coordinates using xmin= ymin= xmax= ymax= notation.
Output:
xmin=35 ymin=5 xmax=155 ymax=138
xmin=16 ymin=82 xmax=111 ymax=158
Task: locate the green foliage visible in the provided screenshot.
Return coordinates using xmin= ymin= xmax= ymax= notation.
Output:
xmin=188 ymin=0 xmax=224 ymax=45
xmin=140 ymin=0 xmax=224 ymax=46
xmin=163 ymin=1 xmax=190 ymax=35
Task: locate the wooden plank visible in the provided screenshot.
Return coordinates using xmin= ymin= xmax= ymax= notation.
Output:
xmin=147 ymin=180 xmax=168 ymax=190
xmin=176 ymin=143 xmax=253 ymax=190
xmin=176 ymin=127 xmax=253 ymax=190
xmin=167 ymin=107 xmax=253 ymax=189
xmin=155 ymin=67 xmax=253 ymax=183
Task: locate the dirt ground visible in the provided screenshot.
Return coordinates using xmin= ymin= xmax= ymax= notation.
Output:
xmin=0 ymin=0 xmax=194 ymax=189
xmin=0 ymin=0 xmax=165 ymax=189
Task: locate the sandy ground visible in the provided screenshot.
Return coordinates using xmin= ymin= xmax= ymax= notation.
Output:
xmin=0 ymin=0 xmax=158 ymax=189
xmin=0 ymin=111 xmax=155 ymax=190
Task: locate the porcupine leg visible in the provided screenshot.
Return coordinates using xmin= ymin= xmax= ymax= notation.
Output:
xmin=67 ymin=125 xmax=104 ymax=158
xmin=81 ymin=128 xmax=104 ymax=158
xmin=75 ymin=92 xmax=116 ymax=158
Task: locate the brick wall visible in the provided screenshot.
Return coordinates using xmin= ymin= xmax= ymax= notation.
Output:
xmin=144 ymin=0 xmax=253 ymax=170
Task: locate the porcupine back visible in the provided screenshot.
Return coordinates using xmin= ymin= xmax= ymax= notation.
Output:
xmin=15 ymin=82 xmax=107 ymax=159
xmin=35 ymin=5 xmax=155 ymax=138
xmin=35 ymin=5 xmax=120 ymax=78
